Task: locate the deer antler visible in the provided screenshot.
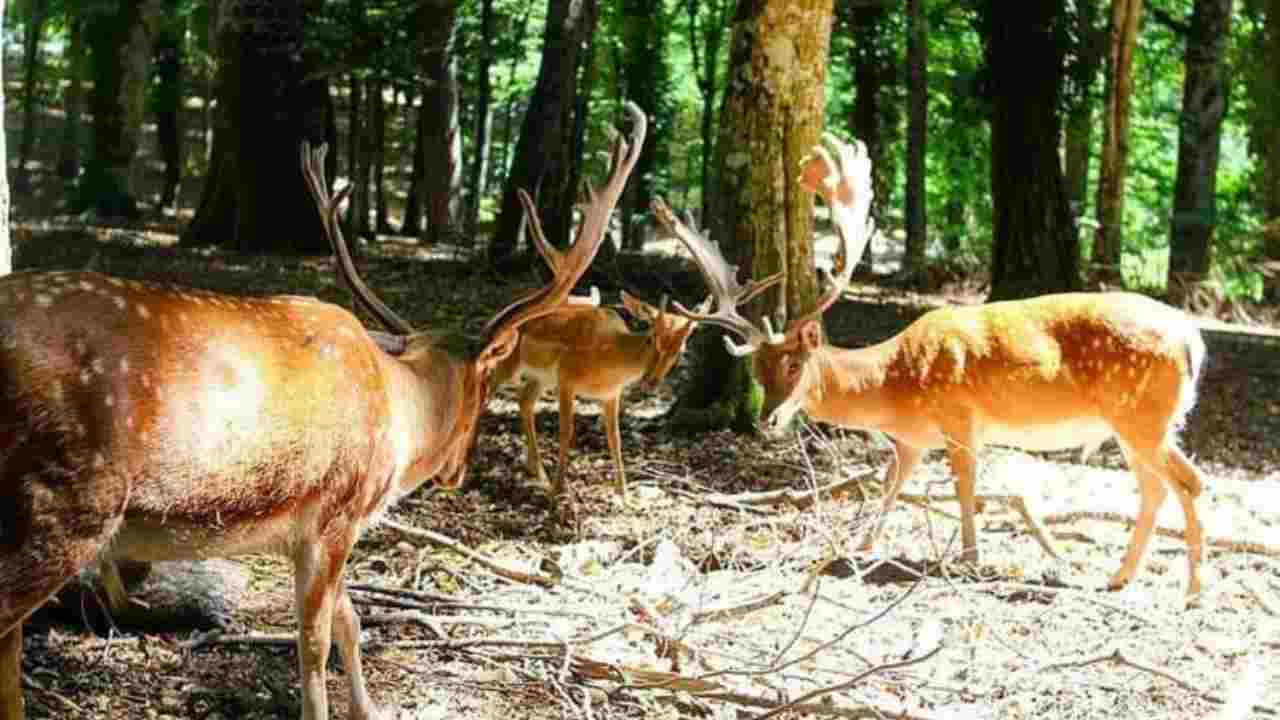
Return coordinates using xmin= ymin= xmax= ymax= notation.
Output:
xmin=650 ymin=197 xmax=784 ymax=356
xmin=483 ymin=102 xmax=648 ymax=341
xmin=788 ymin=133 xmax=877 ymax=330
xmin=301 ymin=142 xmax=415 ymax=335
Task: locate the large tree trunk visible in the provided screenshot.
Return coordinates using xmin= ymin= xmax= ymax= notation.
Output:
xmin=1168 ymin=0 xmax=1234 ymax=297
xmin=685 ymin=0 xmax=731 ymax=225
xmin=467 ymin=0 xmax=496 ymax=234
xmin=183 ymin=0 xmax=337 ymax=252
xmin=902 ymin=0 xmax=928 ymax=275
xmin=840 ymin=3 xmax=896 ymax=274
xmin=57 ymin=11 xmax=85 ymax=182
xmin=78 ymin=0 xmax=164 ymax=219
xmin=676 ymin=0 xmax=835 ymax=433
xmin=417 ymin=0 xmax=463 ymax=246
xmin=154 ymin=3 xmax=184 ymax=212
xmin=14 ymin=0 xmax=49 ymax=195
xmin=1 ymin=0 xmax=10 ymax=276
xmin=1064 ymin=0 xmax=1104 ymax=242
xmin=489 ymin=0 xmax=599 ymax=261
xmin=347 ymin=74 xmax=371 ymax=238
xmin=369 ymin=79 xmax=394 ymax=235
xmin=979 ymin=3 xmax=1081 ymax=301
xmin=1260 ymin=0 xmax=1280 ymax=300
xmin=619 ymin=0 xmax=669 ymax=252
xmin=402 ymin=88 xmax=426 ymax=236
xmin=1093 ymin=0 xmax=1143 ymax=284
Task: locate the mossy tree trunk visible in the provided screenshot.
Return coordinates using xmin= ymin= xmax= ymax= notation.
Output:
xmin=675 ymin=0 xmax=834 ymax=433
xmin=1093 ymin=0 xmax=1143 ymax=284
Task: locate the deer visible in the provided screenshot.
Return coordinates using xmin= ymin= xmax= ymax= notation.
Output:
xmin=0 ymin=102 xmax=646 ymax=720
xmin=494 ymin=194 xmax=781 ymax=498
xmin=652 ymin=133 xmax=1208 ymax=600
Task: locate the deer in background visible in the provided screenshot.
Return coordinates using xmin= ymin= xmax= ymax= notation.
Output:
xmin=654 ymin=133 xmax=1207 ymax=600
xmin=0 ymin=102 xmax=646 ymax=720
xmin=493 ymin=192 xmax=779 ymax=498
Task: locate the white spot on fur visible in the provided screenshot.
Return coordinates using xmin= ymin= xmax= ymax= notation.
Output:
xmin=113 ymin=296 xmax=127 ymax=310
xmin=105 ymin=394 xmax=115 ymax=407
xmin=119 ymin=357 xmax=131 ymax=374
xmin=92 ymin=453 xmax=107 ymax=469
xmin=34 ymin=294 xmax=53 ymax=307
xmin=136 ymin=304 xmax=151 ymax=319
xmin=92 ymin=358 xmax=105 ymax=375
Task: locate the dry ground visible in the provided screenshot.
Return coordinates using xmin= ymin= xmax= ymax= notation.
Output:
xmin=5 ymin=221 xmax=1279 ymax=720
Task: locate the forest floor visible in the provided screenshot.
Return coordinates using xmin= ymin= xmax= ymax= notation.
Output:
xmin=7 ymin=216 xmax=1280 ymax=720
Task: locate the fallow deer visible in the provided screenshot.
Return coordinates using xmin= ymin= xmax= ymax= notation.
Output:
xmin=492 ymin=191 xmax=756 ymax=497
xmin=654 ymin=133 xmax=1208 ymax=599
xmin=0 ymin=102 xmax=647 ymax=719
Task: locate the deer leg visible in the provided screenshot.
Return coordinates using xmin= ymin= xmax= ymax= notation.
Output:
xmin=944 ymin=428 xmax=982 ymax=563
xmin=293 ymin=537 xmax=349 ymax=720
xmin=602 ymin=396 xmax=626 ymax=494
xmin=331 ymin=583 xmax=384 ymax=720
xmin=518 ymin=380 xmax=547 ymax=485
xmin=858 ymin=439 xmax=924 ymax=552
xmin=1108 ymin=445 xmax=1170 ymax=592
xmin=0 ymin=625 xmax=22 ymax=720
xmin=554 ymin=387 xmax=577 ymax=497
xmin=1162 ymin=446 xmax=1206 ymax=598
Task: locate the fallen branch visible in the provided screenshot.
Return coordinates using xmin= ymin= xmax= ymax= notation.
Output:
xmin=381 ymin=518 xmax=557 ymax=588
xmin=1039 ymin=647 xmax=1277 ymax=716
xmin=1038 ymin=510 xmax=1280 ymax=559
xmin=670 ymin=470 xmax=875 ymax=512
xmin=898 ymin=492 xmax=1061 ymax=560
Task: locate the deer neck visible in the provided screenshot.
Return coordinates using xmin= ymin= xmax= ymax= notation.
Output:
xmin=805 ymin=340 xmax=899 ymax=428
xmin=614 ymin=330 xmax=656 ymax=377
xmin=382 ymin=345 xmax=471 ymax=494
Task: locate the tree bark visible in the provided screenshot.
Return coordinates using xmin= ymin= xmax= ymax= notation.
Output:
xmin=14 ymin=0 xmax=49 ymax=195
xmin=677 ymin=0 xmax=835 ymax=432
xmin=466 ymin=0 xmax=496 ymax=234
xmin=347 ymin=73 xmax=371 ymax=238
xmin=686 ymin=0 xmax=732 ymax=225
xmin=154 ymin=2 xmax=184 ymax=211
xmin=489 ymin=0 xmax=599 ymax=261
xmin=979 ymin=2 xmax=1081 ymax=301
xmin=1064 ymin=0 xmax=1104 ymax=245
xmin=78 ymin=0 xmax=164 ymax=219
xmin=1260 ymin=0 xmax=1280 ymax=300
xmin=183 ymin=0 xmax=337 ymax=252
xmin=1 ymin=0 xmax=10 ymax=276
xmin=619 ymin=0 xmax=669 ymax=252
xmin=417 ymin=0 xmax=463 ymax=246
xmin=57 ymin=11 xmax=85 ymax=182
xmin=1093 ymin=0 xmax=1143 ymax=284
xmin=402 ymin=86 xmax=426 ymax=236
xmin=369 ymin=79 xmax=393 ymax=234
xmin=1168 ymin=0 xmax=1234 ymax=297
xmin=903 ymin=0 xmax=928 ymax=275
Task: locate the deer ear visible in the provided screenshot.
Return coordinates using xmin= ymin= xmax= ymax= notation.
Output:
xmin=797 ymin=320 xmax=823 ymax=352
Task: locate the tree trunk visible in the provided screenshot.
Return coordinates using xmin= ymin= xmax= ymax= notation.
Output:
xmin=1093 ymin=0 xmax=1143 ymax=284
xmin=840 ymin=3 xmax=896 ymax=274
xmin=676 ymin=0 xmax=835 ymax=432
xmin=78 ymin=0 xmax=163 ymax=219
xmin=1 ymin=0 xmax=10 ymax=276
xmin=417 ymin=0 xmax=463 ymax=246
xmin=348 ymin=74 xmax=371 ymax=238
xmin=14 ymin=0 xmax=49 ymax=195
xmin=402 ymin=87 xmax=426 ymax=236
xmin=370 ymin=79 xmax=393 ymax=234
xmin=154 ymin=3 xmax=184 ymax=212
xmin=686 ymin=0 xmax=731 ymax=225
xmin=979 ymin=2 xmax=1081 ymax=301
xmin=902 ymin=0 xmax=928 ymax=275
xmin=489 ymin=0 xmax=599 ymax=261
xmin=1168 ymin=0 xmax=1234 ymax=297
xmin=57 ymin=11 xmax=85 ymax=182
xmin=1064 ymin=0 xmax=1103 ymax=238
xmin=620 ymin=0 xmax=669 ymax=252
xmin=183 ymin=0 xmax=337 ymax=252
xmin=1261 ymin=0 xmax=1280 ymax=300
xmin=467 ymin=0 xmax=495 ymax=234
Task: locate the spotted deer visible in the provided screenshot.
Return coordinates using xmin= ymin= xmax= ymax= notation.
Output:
xmin=494 ymin=195 xmax=781 ymax=497
xmin=654 ymin=133 xmax=1208 ymax=599
xmin=0 ymin=103 xmax=646 ymax=720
